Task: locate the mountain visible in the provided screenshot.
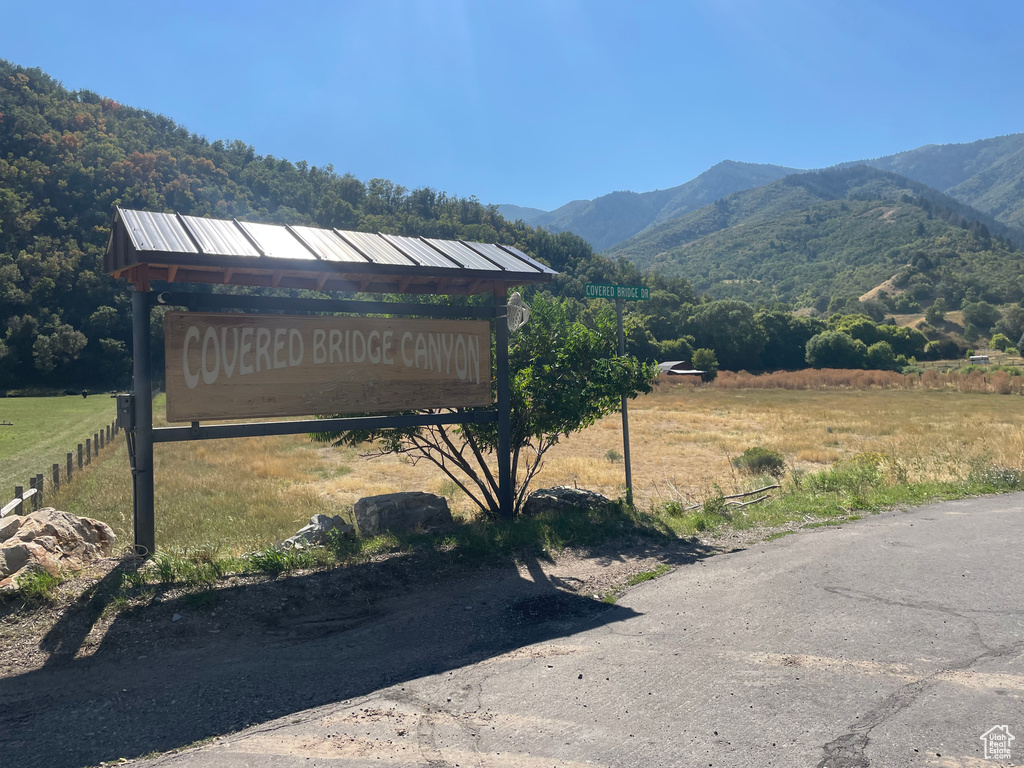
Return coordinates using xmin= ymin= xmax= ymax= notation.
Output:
xmin=505 ymin=135 xmax=1024 ymax=254
xmin=495 ymin=204 xmax=547 ymax=222
xmin=850 ymin=134 xmax=1024 ymax=228
xmin=605 ymin=165 xmax=1024 ymax=307
xmin=511 ymin=161 xmax=799 ymax=252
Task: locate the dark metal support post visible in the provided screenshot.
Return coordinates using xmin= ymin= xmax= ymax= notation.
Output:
xmin=132 ymin=288 xmax=155 ymax=557
xmin=494 ymin=284 xmax=513 ymax=519
xmin=616 ymin=298 xmax=634 ymax=507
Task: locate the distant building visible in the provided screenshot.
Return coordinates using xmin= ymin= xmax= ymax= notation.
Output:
xmin=969 ymin=355 xmax=990 ymax=365
xmin=657 ymin=361 xmax=705 ymax=376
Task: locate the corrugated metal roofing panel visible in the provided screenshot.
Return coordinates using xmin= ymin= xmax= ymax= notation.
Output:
xmin=496 ymin=244 xmax=557 ymax=274
xmin=421 ymin=238 xmax=501 ymax=271
xmin=380 ymin=234 xmax=460 ymax=269
xmin=337 ymin=230 xmax=415 ymax=266
xmin=238 ymin=221 xmax=318 ymax=260
xmin=178 ymin=214 xmax=261 ymax=258
xmin=463 ymin=241 xmax=540 ymax=272
xmin=290 ymin=226 xmax=369 ymax=263
xmin=120 ymin=209 xmax=198 ymax=254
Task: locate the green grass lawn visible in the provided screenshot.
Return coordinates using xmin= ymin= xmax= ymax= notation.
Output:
xmin=0 ymin=395 xmax=117 ymax=501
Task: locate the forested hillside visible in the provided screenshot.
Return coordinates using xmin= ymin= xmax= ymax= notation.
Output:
xmin=0 ymin=60 xmax=661 ymax=390
xmin=853 ymin=134 xmax=1024 ymax=228
xmin=606 ymin=166 xmax=1024 ymax=307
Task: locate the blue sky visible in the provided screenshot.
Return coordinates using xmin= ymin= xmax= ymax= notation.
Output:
xmin=3 ymin=0 xmax=1021 ymax=210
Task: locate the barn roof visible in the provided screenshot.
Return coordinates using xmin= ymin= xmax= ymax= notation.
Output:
xmin=104 ymin=208 xmax=556 ymax=294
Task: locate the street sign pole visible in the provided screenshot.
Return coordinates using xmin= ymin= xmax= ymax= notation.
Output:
xmin=616 ymin=298 xmax=634 ymax=507
xmin=585 ymin=284 xmax=646 ymax=508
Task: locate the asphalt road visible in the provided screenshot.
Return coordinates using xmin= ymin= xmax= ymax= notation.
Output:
xmin=148 ymin=494 xmax=1024 ymax=768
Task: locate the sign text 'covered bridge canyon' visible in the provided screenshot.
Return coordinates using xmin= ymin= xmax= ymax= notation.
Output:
xmin=106 ymin=208 xmax=554 ymax=554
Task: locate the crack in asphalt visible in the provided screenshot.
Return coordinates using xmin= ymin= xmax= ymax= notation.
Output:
xmin=817 ymin=639 xmax=1024 ymax=767
xmin=823 ymin=586 xmax=1024 ymax=617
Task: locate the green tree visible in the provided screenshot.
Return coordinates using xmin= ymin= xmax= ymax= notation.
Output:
xmin=805 ymin=331 xmax=867 ymax=369
xmin=876 ymin=324 xmax=928 ymax=358
xmin=864 ymin=341 xmax=897 ymax=370
xmin=314 ymin=298 xmax=656 ymax=516
xmin=925 ymin=298 xmax=948 ymax=325
xmin=830 ymin=314 xmax=883 ymax=346
xmin=994 ymin=305 xmax=1024 ymax=344
xmin=32 ymin=322 xmax=87 ymax=376
xmin=685 ymin=300 xmax=765 ymax=370
xmin=991 ymin=332 xmax=1011 ymax=351
xmin=962 ymin=301 xmax=1001 ymax=332
xmin=692 ymin=348 xmax=719 ymax=382
xmin=756 ymin=310 xmax=825 ymax=370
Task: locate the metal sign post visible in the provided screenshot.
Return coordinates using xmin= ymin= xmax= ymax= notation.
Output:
xmin=615 ymin=297 xmax=633 ymax=507
xmin=584 ymin=284 xmax=650 ymax=507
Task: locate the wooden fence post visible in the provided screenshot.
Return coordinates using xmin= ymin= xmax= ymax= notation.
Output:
xmin=52 ymin=464 xmax=60 ymax=492
xmin=106 ymin=424 xmax=111 ymax=444
xmin=97 ymin=431 xmax=102 ymax=451
xmin=67 ymin=452 xmax=73 ymax=482
xmin=14 ymin=486 xmax=23 ymax=515
xmin=35 ymin=474 xmax=43 ymax=508
xmin=78 ymin=443 xmax=83 ymax=469
xmin=86 ymin=438 xmax=91 ymax=464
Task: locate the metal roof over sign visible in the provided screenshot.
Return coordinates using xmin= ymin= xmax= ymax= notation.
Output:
xmin=105 ymin=208 xmax=556 ymax=295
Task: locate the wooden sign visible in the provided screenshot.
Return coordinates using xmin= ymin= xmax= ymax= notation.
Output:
xmin=164 ymin=312 xmax=491 ymax=422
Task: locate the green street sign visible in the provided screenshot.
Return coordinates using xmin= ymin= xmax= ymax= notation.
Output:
xmin=584 ymin=283 xmax=650 ymax=301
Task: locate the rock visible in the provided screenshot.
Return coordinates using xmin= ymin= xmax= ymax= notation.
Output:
xmin=353 ymin=492 xmax=453 ymax=536
xmin=0 ymin=508 xmax=115 ymax=590
xmin=522 ymin=486 xmax=613 ymax=516
xmin=172 ymin=613 xmax=182 ymax=622
xmin=279 ymin=514 xmax=354 ymax=550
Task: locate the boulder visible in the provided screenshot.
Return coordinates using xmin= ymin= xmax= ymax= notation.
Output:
xmin=279 ymin=514 xmax=354 ymax=550
xmin=522 ymin=486 xmax=612 ymax=516
xmin=353 ymin=492 xmax=453 ymax=536
xmin=0 ymin=508 xmax=115 ymax=591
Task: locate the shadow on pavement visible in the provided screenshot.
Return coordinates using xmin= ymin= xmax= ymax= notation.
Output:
xmin=0 ymin=538 xmax=718 ymax=768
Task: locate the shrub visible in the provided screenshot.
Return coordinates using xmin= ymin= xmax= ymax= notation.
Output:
xmin=15 ymin=570 xmax=61 ymax=603
xmin=732 ymin=447 xmax=786 ymax=478
xmin=692 ymin=348 xmax=719 ymax=382
xmin=969 ymin=464 xmax=1024 ymax=491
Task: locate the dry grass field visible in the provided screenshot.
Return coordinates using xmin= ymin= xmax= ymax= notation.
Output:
xmin=47 ymin=374 xmax=1024 ymax=556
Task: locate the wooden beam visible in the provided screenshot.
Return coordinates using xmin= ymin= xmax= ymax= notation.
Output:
xmin=132 ymin=264 xmax=151 ymax=292
xmin=272 ymin=271 xmax=284 ymax=288
xmin=167 ymin=265 xmax=179 ymax=283
xmin=222 ymin=268 xmax=234 ymax=284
